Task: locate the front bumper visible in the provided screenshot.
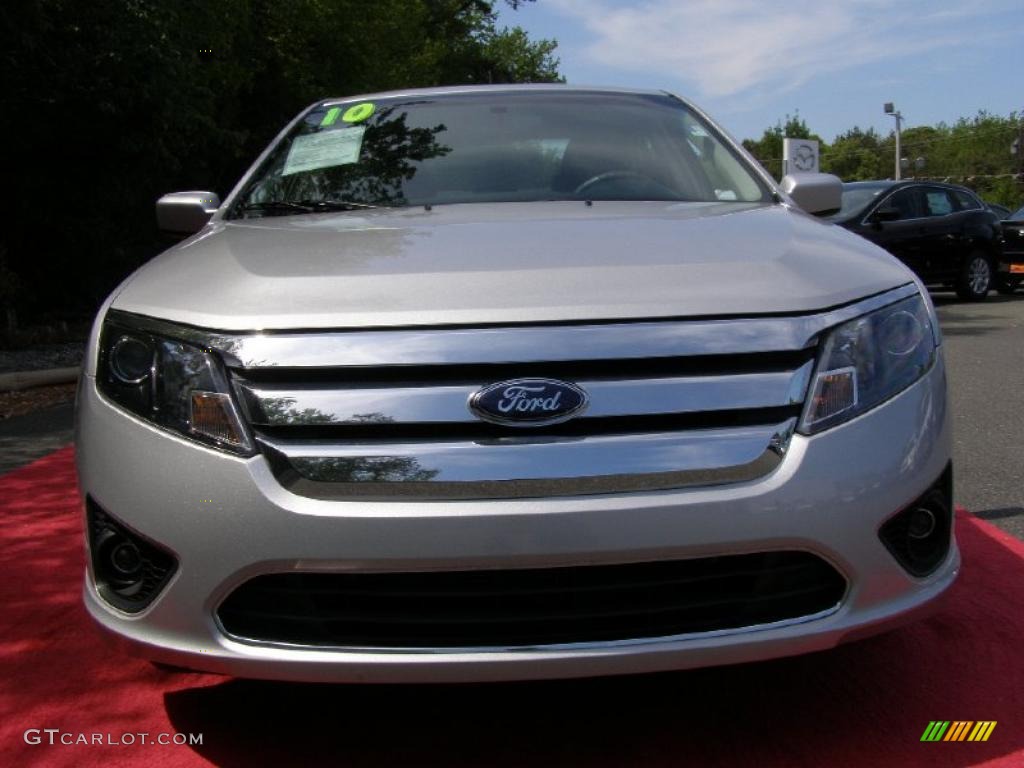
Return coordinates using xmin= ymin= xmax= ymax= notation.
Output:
xmin=76 ymin=356 xmax=956 ymax=683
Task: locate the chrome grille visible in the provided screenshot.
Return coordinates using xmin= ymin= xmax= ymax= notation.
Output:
xmin=231 ymin=329 xmax=820 ymax=500
xmin=234 ymin=360 xmax=813 ymax=428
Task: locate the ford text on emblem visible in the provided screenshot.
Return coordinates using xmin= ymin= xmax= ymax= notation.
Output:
xmin=468 ymin=378 xmax=589 ymax=427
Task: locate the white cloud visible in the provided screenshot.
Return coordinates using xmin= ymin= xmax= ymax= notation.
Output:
xmin=548 ymin=0 xmax=1007 ymax=97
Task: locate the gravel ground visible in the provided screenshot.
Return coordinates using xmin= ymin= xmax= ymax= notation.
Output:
xmin=0 ymin=342 xmax=85 ymax=374
xmin=0 ymin=382 xmax=77 ymax=420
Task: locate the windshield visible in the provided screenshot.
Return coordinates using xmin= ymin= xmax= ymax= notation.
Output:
xmin=829 ymin=185 xmax=890 ymax=220
xmin=228 ymin=91 xmax=769 ymax=217
xmin=1011 ymin=206 xmax=1024 ymax=221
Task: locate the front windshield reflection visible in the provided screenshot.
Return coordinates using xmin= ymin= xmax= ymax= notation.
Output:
xmin=230 ymin=91 xmax=770 ymax=215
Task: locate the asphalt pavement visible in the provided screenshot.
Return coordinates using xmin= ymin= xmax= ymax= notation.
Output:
xmin=0 ymin=290 xmax=1021 ymax=537
xmin=0 ymin=401 xmax=74 ymax=475
xmin=934 ymin=290 xmax=1024 ymax=538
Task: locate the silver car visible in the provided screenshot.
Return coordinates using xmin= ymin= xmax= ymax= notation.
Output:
xmin=76 ymin=86 xmax=957 ymax=683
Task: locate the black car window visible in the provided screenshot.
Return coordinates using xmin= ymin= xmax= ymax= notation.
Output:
xmin=952 ymin=190 xmax=981 ymax=210
xmin=877 ymin=188 xmax=919 ymax=220
xmin=923 ymin=189 xmax=955 ymax=216
xmin=832 ymin=185 xmax=888 ymax=219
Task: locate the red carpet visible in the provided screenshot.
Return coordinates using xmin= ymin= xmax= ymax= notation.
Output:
xmin=1 ymin=446 xmax=1022 ymax=767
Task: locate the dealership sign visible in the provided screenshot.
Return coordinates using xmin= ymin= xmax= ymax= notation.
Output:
xmin=783 ymin=138 xmax=820 ymax=175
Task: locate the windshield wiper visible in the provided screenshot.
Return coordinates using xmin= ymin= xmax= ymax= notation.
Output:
xmin=240 ymin=199 xmax=383 ymax=217
xmin=299 ymin=199 xmax=382 ymax=211
xmin=240 ymin=201 xmax=317 ymax=215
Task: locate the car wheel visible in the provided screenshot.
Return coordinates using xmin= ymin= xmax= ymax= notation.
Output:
xmin=995 ymin=276 xmax=1021 ymax=295
xmin=956 ymin=253 xmax=993 ymax=301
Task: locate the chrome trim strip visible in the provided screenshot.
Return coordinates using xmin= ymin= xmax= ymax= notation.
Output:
xmin=216 ymin=598 xmax=843 ymax=654
xmin=107 ymin=284 xmax=917 ymax=369
xmin=237 ymin=363 xmax=813 ymax=427
xmin=260 ymin=419 xmax=795 ymax=500
xmin=855 ymin=182 xmax=980 ymax=227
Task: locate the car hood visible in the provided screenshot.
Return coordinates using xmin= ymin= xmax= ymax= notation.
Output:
xmin=112 ymin=201 xmax=913 ymax=330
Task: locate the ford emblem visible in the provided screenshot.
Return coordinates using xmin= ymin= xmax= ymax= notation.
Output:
xmin=469 ymin=378 xmax=589 ymax=427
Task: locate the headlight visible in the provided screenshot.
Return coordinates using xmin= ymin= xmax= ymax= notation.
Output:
xmin=799 ymin=293 xmax=937 ymax=434
xmin=98 ymin=314 xmax=254 ymax=455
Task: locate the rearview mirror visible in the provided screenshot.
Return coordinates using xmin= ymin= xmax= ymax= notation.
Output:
xmin=156 ymin=191 xmax=220 ymax=235
xmin=779 ymin=173 xmax=842 ymax=216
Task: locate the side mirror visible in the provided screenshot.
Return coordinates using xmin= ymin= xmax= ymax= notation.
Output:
xmin=779 ymin=172 xmax=842 ymax=216
xmin=156 ymin=191 xmax=221 ymax=235
xmin=871 ymin=205 xmax=902 ymax=224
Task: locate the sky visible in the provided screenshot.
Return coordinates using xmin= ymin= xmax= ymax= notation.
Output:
xmin=497 ymin=0 xmax=1024 ymax=143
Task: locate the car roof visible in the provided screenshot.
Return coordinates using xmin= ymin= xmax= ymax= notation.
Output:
xmin=320 ymin=84 xmax=674 ymax=107
xmin=842 ymin=179 xmax=979 ymax=195
xmin=842 ymin=180 xmax=897 ymax=190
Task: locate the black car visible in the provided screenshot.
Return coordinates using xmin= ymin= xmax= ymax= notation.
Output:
xmin=986 ymin=202 xmax=1012 ymax=220
xmin=830 ymin=181 xmax=1001 ymax=300
xmin=997 ymin=204 xmax=1024 ymax=294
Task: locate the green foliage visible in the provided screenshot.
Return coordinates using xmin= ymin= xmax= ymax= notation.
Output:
xmin=0 ymin=0 xmax=560 ymax=321
xmin=822 ymin=127 xmax=888 ymax=181
xmin=474 ymin=26 xmax=562 ymax=83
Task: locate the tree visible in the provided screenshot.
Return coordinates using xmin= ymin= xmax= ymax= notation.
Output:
xmin=0 ymin=0 xmax=561 ymax=323
xmin=821 ymin=127 xmax=886 ymax=181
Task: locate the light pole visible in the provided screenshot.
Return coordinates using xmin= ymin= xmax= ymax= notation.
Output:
xmin=1013 ymin=106 xmax=1023 ymax=176
xmin=884 ymin=102 xmax=903 ymax=180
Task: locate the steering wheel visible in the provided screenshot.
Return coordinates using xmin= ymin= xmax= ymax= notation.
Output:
xmin=573 ymin=169 xmax=677 ymax=198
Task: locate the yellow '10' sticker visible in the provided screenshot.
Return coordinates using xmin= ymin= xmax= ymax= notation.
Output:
xmin=342 ymin=102 xmax=375 ymax=123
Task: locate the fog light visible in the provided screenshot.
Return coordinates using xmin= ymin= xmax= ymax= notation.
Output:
xmin=87 ymin=498 xmax=177 ymax=613
xmin=110 ymin=541 xmax=143 ymax=577
xmin=190 ymin=391 xmax=247 ymax=449
xmin=879 ymin=465 xmax=952 ymax=577
xmin=94 ymin=529 xmax=145 ymax=596
xmin=907 ymin=507 xmax=937 ymax=539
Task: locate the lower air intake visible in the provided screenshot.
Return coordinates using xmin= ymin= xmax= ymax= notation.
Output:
xmin=217 ymin=551 xmax=845 ymax=649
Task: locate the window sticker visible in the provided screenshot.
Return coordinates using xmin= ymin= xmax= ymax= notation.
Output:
xmin=320 ymin=107 xmax=341 ymax=126
xmin=282 ymin=126 xmax=366 ymax=175
xmin=342 ymin=102 xmax=375 ymax=123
